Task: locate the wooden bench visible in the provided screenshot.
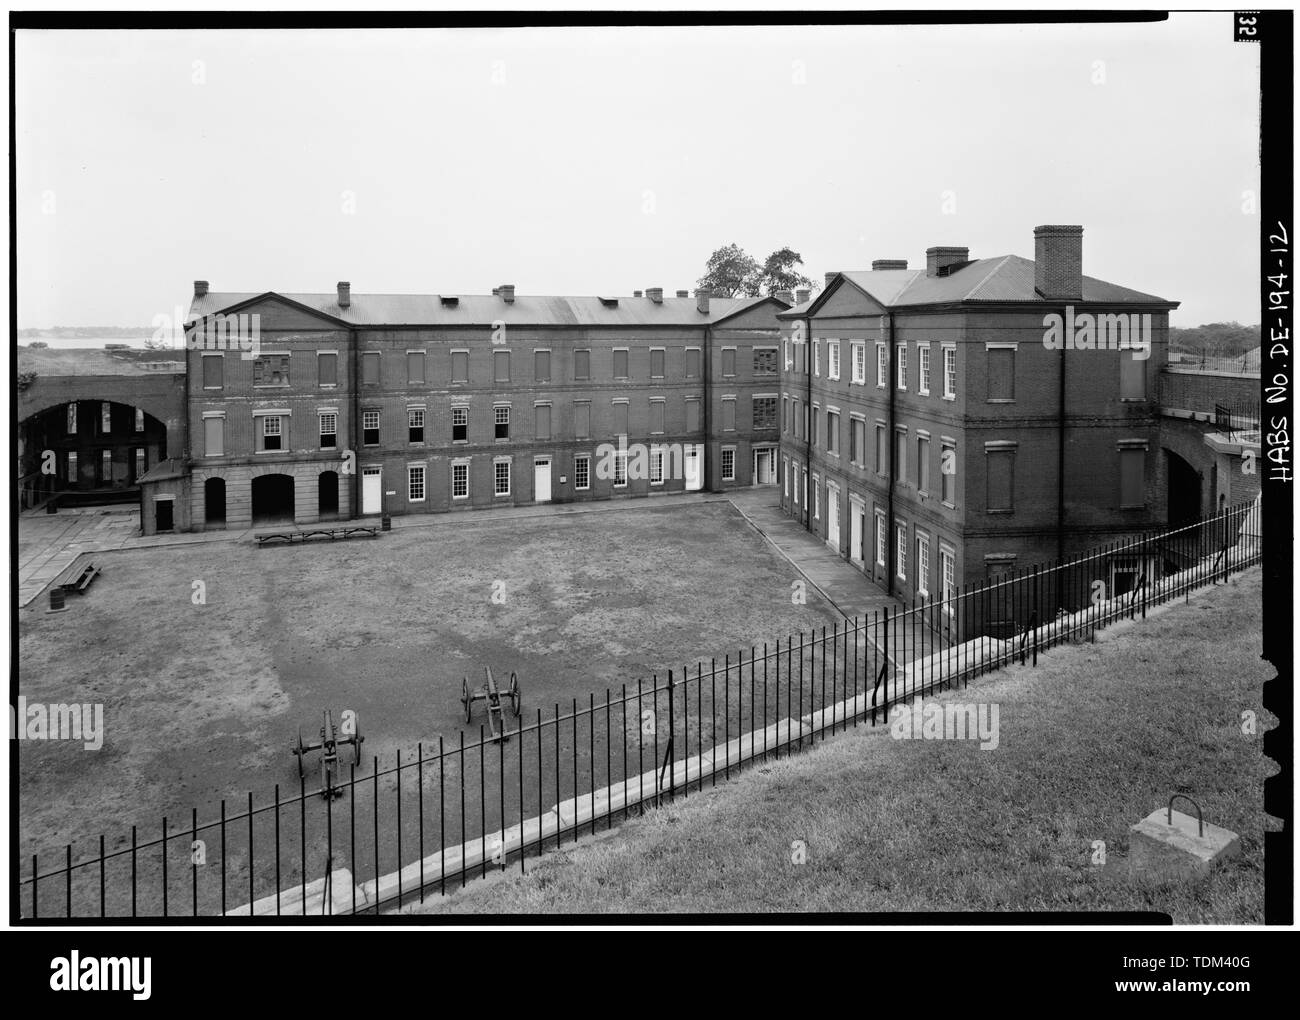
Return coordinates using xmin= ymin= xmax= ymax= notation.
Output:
xmin=60 ymin=561 xmax=100 ymax=594
xmin=255 ymin=526 xmax=379 ymax=547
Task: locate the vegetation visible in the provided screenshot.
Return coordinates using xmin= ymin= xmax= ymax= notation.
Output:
xmin=698 ymin=243 xmax=813 ymax=298
xmin=1169 ymin=322 xmax=1260 ymax=359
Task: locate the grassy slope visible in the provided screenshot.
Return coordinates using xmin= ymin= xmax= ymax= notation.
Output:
xmin=408 ymin=569 xmax=1274 ymax=921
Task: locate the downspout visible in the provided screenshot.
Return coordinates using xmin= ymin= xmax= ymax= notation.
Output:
xmin=803 ymin=315 xmax=812 ymax=532
xmin=702 ymin=322 xmax=712 ymax=490
xmin=886 ymin=311 xmax=896 ymax=597
xmin=1057 ymin=341 xmax=1066 ymax=566
xmin=351 ymin=327 xmax=360 ymax=519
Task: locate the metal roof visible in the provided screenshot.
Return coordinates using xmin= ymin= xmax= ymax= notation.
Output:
xmin=186 ymin=291 xmax=777 ymax=328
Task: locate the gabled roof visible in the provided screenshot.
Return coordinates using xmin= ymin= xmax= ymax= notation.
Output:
xmin=800 ymin=254 xmax=1176 ymax=318
xmin=186 ymin=291 xmax=784 ymax=328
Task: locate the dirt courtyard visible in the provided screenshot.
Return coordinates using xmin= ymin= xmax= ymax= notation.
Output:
xmin=19 ymin=499 xmax=843 ymax=910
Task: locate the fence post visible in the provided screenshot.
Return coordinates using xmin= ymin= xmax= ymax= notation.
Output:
xmin=1032 ymin=565 xmax=1039 ymax=666
xmin=667 ymin=669 xmax=676 ymax=800
xmin=882 ymin=606 xmax=890 ymax=724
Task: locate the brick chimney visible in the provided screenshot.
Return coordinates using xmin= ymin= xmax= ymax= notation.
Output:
xmin=872 ymin=259 xmax=908 ymax=271
xmin=337 ymin=281 xmax=351 ymax=308
xmin=676 ymin=290 xmax=689 ymax=298
xmin=795 ymin=288 xmax=810 ymax=304
xmin=824 ymin=271 xmax=838 ymax=288
xmin=695 ymin=287 xmax=711 ymax=315
xmin=1033 ymin=225 xmax=1083 ymax=300
xmin=646 ymin=287 xmax=663 ymax=303
xmin=925 ymin=247 xmax=969 ymax=277
xmin=775 ymin=290 xmax=794 ymax=305
xmin=633 ymin=290 xmax=643 ymax=298
xmin=194 ymin=280 xmax=209 ymax=298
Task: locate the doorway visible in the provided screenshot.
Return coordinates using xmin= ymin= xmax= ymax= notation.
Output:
xmin=362 ymin=466 xmax=382 ymax=515
xmin=155 ymin=498 xmax=174 ymax=533
xmin=534 ymin=458 xmax=552 ymax=503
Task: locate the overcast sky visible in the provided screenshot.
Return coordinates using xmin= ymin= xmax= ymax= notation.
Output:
xmin=16 ymin=14 xmax=1261 ymax=330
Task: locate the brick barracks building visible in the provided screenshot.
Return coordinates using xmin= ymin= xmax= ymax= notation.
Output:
xmin=777 ymin=225 xmax=1179 ymax=614
xmin=150 ymin=284 xmax=791 ymax=533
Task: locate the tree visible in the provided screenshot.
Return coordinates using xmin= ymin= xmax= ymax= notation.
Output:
xmin=758 ymin=247 xmax=813 ymax=296
xmin=697 ymin=243 xmax=761 ymax=298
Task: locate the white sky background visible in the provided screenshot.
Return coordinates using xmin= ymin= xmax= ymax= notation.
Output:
xmin=15 ymin=14 xmax=1261 ymax=330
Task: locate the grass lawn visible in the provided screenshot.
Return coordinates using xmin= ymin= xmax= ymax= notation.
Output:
xmin=18 ymin=499 xmax=842 ymax=916
xmin=406 ymin=568 xmax=1273 ymax=921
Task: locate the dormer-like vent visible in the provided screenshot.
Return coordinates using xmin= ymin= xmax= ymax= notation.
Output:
xmin=440 ymin=296 xmax=459 ymax=307
xmin=599 ymin=297 xmax=619 ymax=307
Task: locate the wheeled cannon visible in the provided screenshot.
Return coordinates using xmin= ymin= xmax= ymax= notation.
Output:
xmin=460 ymin=666 xmax=521 ymax=742
xmin=291 ymin=708 xmax=364 ymax=798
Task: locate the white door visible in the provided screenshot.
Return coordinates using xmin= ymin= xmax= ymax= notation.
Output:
xmin=534 ymin=458 xmax=552 ymax=503
xmin=827 ymin=489 xmax=840 ymax=552
xmin=850 ymin=505 xmax=863 ymax=563
xmin=753 ymin=448 xmax=775 ymax=485
xmin=362 ymin=466 xmax=382 ymax=514
xmin=685 ymin=446 xmax=702 ymax=491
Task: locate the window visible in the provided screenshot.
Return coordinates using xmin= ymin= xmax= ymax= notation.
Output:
xmin=452 ymin=461 xmax=469 ymax=499
xmin=495 ymin=406 xmax=511 ymax=440
xmin=574 ymin=454 xmax=590 ymax=491
xmin=613 ymin=349 xmax=629 ymax=379
xmin=685 ymin=398 xmax=701 ymax=433
xmin=494 ymin=350 xmax=510 ymax=383
xmin=896 ymin=523 xmax=907 ymax=580
xmin=135 ymin=448 xmax=146 ymax=477
xmin=202 ymin=354 xmax=224 ymax=389
xmin=813 ymin=339 xmax=821 ymax=377
xmin=852 ymin=342 xmax=866 ymax=384
xmin=650 ymin=400 xmax=665 ymax=435
xmin=812 ymin=478 xmax=820 ymax=519
xmin=941 ymin=443 xmax=957 ymax=504
xmin=987 ymin=346 xmax=1015 ymax=401
xmin=452 ymin=406 xmax=468 ymax=442
xmin=721 ymin=348 xmax=736 ymax=377
xmin=650 ymin=348 xmax=665 ymax=378
xmin=650 ymin=447 xmax=665 ymax=485
xmin=876 ymin=343 xmax=887 ymax=388
xmin=318 ymin=351 xmax=338 ymax=387
xmin=1120 ymin=351 xmax=1146 ymax=400
xmin=574 ymin=349 xmax=590 ymax=380
xmin=783 ymin=457 xmax=789 ymax=497
xmin=722 ymin=448 xmax=736 ymax=481
xmin=722 ymin=398 xmax=736 ymax=432
xmin=850 ymin=418 xmax=866 ymax=466
xmin=362 ymin=352 xmax=380 ymax=386
xmin=101 ymin=450 xmax=112 ymax=482
xmin=203 ymin=416 xmax=224 ymax=457
xmin=875 ymin=512 xmax=887 ymax=566
xmin=613 ymin=401 xmax=628 ymax=436
xmin=828 ymin=342 xmax=841 ymax=380
xmin=67 ymin=451 xmax=78 ymax=482
xmin=783 ymin=340 xmax=791 ymax=369
xmin=916 ymin=532 xmax=931 ymax=596
xmin=940 ymin=546 xmax=956 ymax=607
xmin=793 ymin=463 xmax=800 ymax=505
xmin=686 ymin=347 xmax=701 ymax=378
xmin=451 ymin=350 xmax=469 ymax=383
xmin=408 ymin=464 xmax=426 ymax=502
xmin=875 ymin=424 xmax=886 ymax=475
xmin=101 ymin=402 xmax=112 ymax=433
xmin=575 ymin=401 xmax=591 ymax=439
xmin=262 ymin=415 xmax=283 ymax=451
xmin=319 ymin=412 xmax=337 ymax=449
xmin=134 ymin=408 xmax=145 ymax=432
xmin=613 ymin=448 xmax=628 ymax=488
xmin=917 ymin=435 xmax=930 ymax=493
xmin=535 ymin=403 xmax=552 ymax=440
xmin=810 ymin=405 xmax=818 ymax=447
xmin=919 ymin=344 xmax=931 ymax=395
xmin=986 ymin=445 xmax=1016 ymax=512
xmin=896 ymin=344 xmax=908 ymax=390
xmin=362 ymin=410 xmax=380 ymax=446
xmin=408 ymin=408 xmax=425 ymax=444
xmin=754 ymin=348 xmax=777 ymax=376
xmin=254 ymin=354 xmax=291 ymax=387
xmin=534 ymin=350 xmax=551 ymax=382
xmin=826 ymin=411 xmax=840 ymax=454
xmin=67 ymin=402 xmax=77 ymax=434
xmin=494 ymin=459 xmax=511 ymax=496
xmin=407 ymin=351 xmax=426 ymax=385
xmin=782 ymin=396 xmax=789 ymax=433
xmin=1120 ymin=446 xmax=1147 ymax=507
xmin=943 ymin=345 xmax=957 ymax=399
xmin=753 ymin=396 xmax=777 ymax=430
xmin=895 ymin=428 xmax=907 ymax=483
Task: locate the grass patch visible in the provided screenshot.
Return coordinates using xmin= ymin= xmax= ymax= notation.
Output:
xmin=406 ymin=569 xmax=1273 ymax=921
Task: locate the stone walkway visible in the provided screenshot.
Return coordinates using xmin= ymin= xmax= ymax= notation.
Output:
xmin=16 ymin=488 xmax=904 ymax=618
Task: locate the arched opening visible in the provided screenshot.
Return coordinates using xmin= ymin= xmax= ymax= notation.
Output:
xmin=19 ymin=399 xmax=167 ymax=511
xmin=1165 ymin=449 xmax=1202 ymax=528
xmin=205 ymin=478 xmax=227 ymax=526
xmin=251 ymin=474 xmax=295 ymax=525
xmin=318 ymin=471 xmax=339 ymax=519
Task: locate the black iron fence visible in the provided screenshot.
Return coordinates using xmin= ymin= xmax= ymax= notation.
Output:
xmin=17 ymin=499 xmax=1261 ymax=918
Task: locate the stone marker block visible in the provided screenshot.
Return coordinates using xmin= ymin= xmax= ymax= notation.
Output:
xmin=1129 ymin=809 xmax=1240 ymax=881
